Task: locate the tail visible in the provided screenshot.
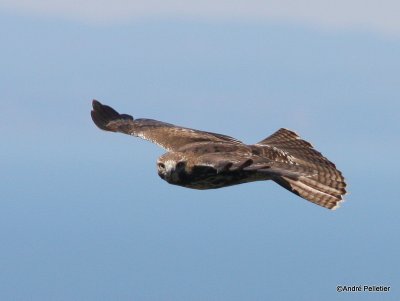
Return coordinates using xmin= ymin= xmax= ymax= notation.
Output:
xmin=257 ymin=128 xmax=347 ymax=210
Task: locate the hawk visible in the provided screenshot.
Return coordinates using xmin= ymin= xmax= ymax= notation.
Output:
xmin=91 ymin=100 xmax=346 ymax=209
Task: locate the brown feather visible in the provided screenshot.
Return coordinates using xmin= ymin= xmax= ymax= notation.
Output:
xmin=255 ymin=128 xmax=346 ymax=209
xmin=91 ymin=100 xmax=242 ymax=151
xmin=92 ymin=101 xmax=347 ymax=210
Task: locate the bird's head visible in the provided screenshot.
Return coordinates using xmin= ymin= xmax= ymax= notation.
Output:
xmin=157 ymin=152 xmax=188 ymax=183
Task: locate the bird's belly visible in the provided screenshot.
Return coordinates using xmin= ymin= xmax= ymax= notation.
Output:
xmin=168 ymin=169 xmax=269 ymax=190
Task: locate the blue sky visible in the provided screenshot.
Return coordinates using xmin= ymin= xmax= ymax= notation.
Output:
xmin=1 ymin=2 xmax=399 ymax=300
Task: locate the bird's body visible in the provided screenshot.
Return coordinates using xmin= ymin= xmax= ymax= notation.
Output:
xmin=156 ymin=145 xmax=270 ymax=189
xmin=91 ymin=100 xmax=346 ymax=209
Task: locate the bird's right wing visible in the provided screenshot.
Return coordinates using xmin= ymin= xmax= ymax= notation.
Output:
xmin=91 ymin=100 xmax=242 ymax=151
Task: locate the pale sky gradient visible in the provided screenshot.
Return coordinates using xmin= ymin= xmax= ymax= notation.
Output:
xmin=2 ymin=0 xmax=400 ymax=35
xmin=1 ymin=3 xmax=399 ymax=300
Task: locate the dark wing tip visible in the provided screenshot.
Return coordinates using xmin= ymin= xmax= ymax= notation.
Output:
xmin=91 ymin=99 xmax=133 ymax=131
xmin=92 ymin=99 xmax=101 ymax=109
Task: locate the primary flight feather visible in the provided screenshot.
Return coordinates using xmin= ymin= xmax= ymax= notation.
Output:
xmin=91 ymin=100 xmax=346 ymax=209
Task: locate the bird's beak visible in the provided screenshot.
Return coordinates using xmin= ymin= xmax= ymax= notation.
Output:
xmin=165 ymin=169 xmax=173 ymax=179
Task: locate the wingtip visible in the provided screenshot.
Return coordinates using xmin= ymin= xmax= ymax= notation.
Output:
xmin=90 ymin=99 xmax=134 ymax=132
xmin=91 ymin=105 xmax=109 ymax=131
xmin=91 ymin=99 xmax=119 ymax=131
xmin=92 ymin=99 xmax=102 ymax=110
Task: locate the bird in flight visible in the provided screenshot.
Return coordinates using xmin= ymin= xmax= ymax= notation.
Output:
xmin=91 ymin=100 xmax=346 ymax=209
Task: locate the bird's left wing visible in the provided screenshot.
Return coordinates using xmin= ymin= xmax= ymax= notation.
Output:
xmin=91 ymin=100 xmax=242 ymax=151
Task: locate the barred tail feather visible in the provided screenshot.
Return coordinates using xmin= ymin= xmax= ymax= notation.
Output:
xmin=259 ymin=128 xmax=347 ymax=209
xmin=274 ymin=175 xmax=346 ymax=210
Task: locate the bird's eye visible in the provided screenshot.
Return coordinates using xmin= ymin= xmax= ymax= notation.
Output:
xmin=158 ymin=163 xmax=165 ymax=170
xmin=176 ymin=161 xmax=185 ymax=169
